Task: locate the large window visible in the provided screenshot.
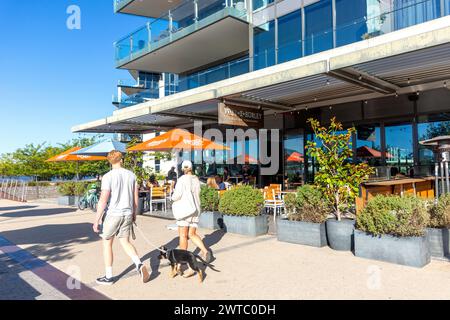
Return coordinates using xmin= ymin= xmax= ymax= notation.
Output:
xmin=254 ymin=21 xmax=276 ymax=70
xmin=394 ymin=0 xmax=441 ymax=30
xmin=385 ymin=123 xmax=413 ymax=175
xmin=284 ymin=130 xmax=304 ymax=188
xmin=277 ymin=10 xmax=302 ymax=64
xmin=304 ymin=0 xmax=333 ymax=55
xmin=336 ymin=0 xmax=368 ymax=46
xmin=418 ymin=117 xmax=450 ymax=165
xmin=355 ymin=125 xmax=382 ymax=167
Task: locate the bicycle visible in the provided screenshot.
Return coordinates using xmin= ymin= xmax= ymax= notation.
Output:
xmin=78 ymin=187 xmax=99 ymax=212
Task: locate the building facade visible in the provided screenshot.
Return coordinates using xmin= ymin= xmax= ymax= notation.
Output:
xmin=74 ymin=0 xmax=450 ymax=186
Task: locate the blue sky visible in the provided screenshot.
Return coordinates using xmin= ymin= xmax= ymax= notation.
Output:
xmin=0 ymin=0 xmax=148 ymax=155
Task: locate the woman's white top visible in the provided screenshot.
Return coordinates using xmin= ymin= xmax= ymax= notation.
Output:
xmin=171 ymin=174 xmax=201 ymax=218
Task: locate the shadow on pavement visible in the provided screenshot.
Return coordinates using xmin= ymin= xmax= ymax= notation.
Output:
xmin=0 ymin=208 xmax=76 ymax=219
xmin=0 ymin=206 xmax=38 ymax=212
xmin=0 ymin=223 xmax=98 ymax=263
xmin=115 ymin=237 xmax=179 ymax=282
xmin=0 ymin=254 xmax=42 ymax=300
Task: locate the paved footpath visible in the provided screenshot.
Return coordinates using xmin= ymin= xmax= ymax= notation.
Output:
xmin=2 ymin=199 xmax=450 ymax=300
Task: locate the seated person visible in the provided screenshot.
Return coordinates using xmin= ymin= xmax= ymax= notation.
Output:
xmin=207 ymin=177 xmax=219 ymax=190
xmin=215 ymin=176 xmax=226 ymax=191
xmin=148 ymin=175 xmax=159 ymax=188
xmin=223 ymin=167 xmax=231 ymax=183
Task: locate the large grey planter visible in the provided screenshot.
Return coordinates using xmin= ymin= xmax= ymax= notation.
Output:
xmin=277 ymin=219 xmax=327 ymax=247
xmin=222 ymin=215 xmax=268 ymax=237
xmin=426 ymin=228 xmax=450 ymax=258
xmin=354 ymin=230 xmax=430 ymax=268
xmin=199 ymin=211 xmax=223 ymax=230
xmin=58 ymin=196 xmax=79 ymax=207
xmin=326 ymin=218 xmax=355 ymax=251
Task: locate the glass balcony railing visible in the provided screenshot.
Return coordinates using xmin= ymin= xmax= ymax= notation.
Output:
xmin=113 ymin=88 xmax=160 ymax=109
xmin=254 ymin=0 xmax=449 ymax=70
xmin=114 ymin=0 xmax=248 ymax=66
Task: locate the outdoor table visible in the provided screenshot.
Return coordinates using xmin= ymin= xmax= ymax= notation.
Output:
xmin=356 ymin=177 xmax=435 ymax=213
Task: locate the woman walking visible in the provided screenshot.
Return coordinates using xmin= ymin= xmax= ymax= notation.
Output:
xmin=171 ymin=160 xmax=213 ymax=277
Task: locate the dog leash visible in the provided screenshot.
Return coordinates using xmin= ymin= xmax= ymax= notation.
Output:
xmin=133 ymin=222 xmax=167 ymax=254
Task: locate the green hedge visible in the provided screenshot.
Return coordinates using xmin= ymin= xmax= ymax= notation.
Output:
xmin=200 ymin=186 xmax=220 ymax=212
xmin=57 ymin=182 xmax=90 ymax=196
xmin=288 ymin=185 xmax=330 ymax=224
xmin=357 ymin=195 xmax=429 ymax=237
xmin=218 ymin=186 xmax=264 ymax=217
xmin=429 ymin=194 xmax=450 ymax=228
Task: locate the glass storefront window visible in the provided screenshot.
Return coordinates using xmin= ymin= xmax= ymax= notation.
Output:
xmin=304 ymin=0 xmax=333 ymax=55
xmin=385 ymin=123 xmax=413 ymax=175
xmin=336 ymin=0 xmax=368 ymax=46
xmin=418 ymin=119 xmax=450 ymax=165
xmin=284 ymin=130 xmax=304 ymax=188
xmin=254 ymin=21 xmax=276 ymax=70
xmin=355 ymin=125 xmax=382 ymax=167
xmin=277 ymin=10 xmax=302 ymax=64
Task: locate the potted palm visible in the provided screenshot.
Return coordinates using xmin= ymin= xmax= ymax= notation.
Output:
xmin=277 ymin=185 xmax=329 ymax=247
xmin=219 ymin=186 xmax=267 ymax=237
xmin=199 ymin=186 xmax=222 ymax=230
xmin=355 ymin=195 xmax=430 ymax=268
xmin=306 ymin=117 xmax=374 ymax=251
xmin=427 ymin=194 xmax=450 ymax=258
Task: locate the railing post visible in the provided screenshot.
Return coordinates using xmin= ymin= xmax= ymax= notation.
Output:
xmin=194 ymin=0 xmax=198 ymax=22
xmin=13 ymin=180 xmax=18 ymax=200
xmin=147 ymin=21 xmax=151 ymax=50
xmin=130 ymin=35 xmax=133 ymax=59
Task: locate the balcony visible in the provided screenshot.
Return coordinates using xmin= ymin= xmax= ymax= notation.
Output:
xmin=114 ymin=0 xmax=185 ymax=18
xmin=113 ymin=79 xmax=160 ymax=109
xmin=114 ymin=0 xmax=249 ymax=74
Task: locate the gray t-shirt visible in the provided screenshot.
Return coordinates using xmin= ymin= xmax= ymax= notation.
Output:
xmin=101 ymin=168 xmax=137 ymax=217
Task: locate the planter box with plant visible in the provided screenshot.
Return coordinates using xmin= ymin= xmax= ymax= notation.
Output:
xmin=57 ymin=181 xmax=87 ymax=206
xmin=199 ymin=186 xmax=222 ymax=230
xmin=356 ymin=195 xmax=431 ymax=268
xmin=306 ymin=117 xmax=374 ymax=251
xmin=427 ymin=194 xmax=450 ymax=258
xmin=277 ymin=185 xmax=329 ymax=247
xmin=219 ymin=186 xmax=267 ymax=236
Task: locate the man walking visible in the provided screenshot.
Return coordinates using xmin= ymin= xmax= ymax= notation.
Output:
xmin=93 ymin=150 xmax=150 ymax=285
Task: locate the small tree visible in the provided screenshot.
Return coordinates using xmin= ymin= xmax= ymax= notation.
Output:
xmin=306 ymin=117 xmax=374 ymax=221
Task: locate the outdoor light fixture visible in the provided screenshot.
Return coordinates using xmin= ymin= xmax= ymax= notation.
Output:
xmin=358 ymin=75 xmax=363 ymax=81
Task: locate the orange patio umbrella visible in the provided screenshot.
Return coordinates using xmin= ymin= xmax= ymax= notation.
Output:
xmin=127 ymin=129 xmax=230 ymax=152
xmin=46 ymin=147 xmax=107 ymax=180
xmin=229 ymin=154 xmax=259 ymax=164
xmin=286 ymin=152 xmax=304 ymax=163
xmin=46 ymin=147 xmax=107 ymax=162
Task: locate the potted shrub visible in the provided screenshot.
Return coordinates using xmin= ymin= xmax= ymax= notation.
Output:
xmin=199 ymin=186 xmax=222 ymax=230
xmin=277 ymin=185 xmax=329 ymax=247
xmin=355 ymin=195 xmax=430 ymax=268
xmin=427 ymin=194 xmax=450 ymax=258
xmin=306 ymin=117 xmax=374 ymax=251
xmin=218 ymin=186 xmax=267 ymax=237
xmin=57 ymin=181 xmax=87 ymax=206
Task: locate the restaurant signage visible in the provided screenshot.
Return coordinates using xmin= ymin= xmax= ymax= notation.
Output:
xmin=218 ymin=103 xmax=264 ymax=128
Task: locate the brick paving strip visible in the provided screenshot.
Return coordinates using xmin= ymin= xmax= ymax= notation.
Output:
xmin=0 ymin=235 xmax=109 ymax=300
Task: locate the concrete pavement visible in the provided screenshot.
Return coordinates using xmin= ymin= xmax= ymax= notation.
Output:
xmin=1 ymin=199 xmax=450 ymax=300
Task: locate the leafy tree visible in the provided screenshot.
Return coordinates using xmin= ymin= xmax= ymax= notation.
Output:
xmin=306 ymin=117 xmax=374 ymax=221
xmin=0 ymin=135 xmax=109 ymax=180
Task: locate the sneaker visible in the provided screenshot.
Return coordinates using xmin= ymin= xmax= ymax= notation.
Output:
xmin=96 ymin=276 xmax=114 ymax=286
xmin=137 ymin=263 xmax=150 ymax=283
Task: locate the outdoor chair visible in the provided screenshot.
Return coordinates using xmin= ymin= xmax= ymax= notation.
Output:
xmin=149 ymin=186 xmax=167 ymax=212
xmin=263 ymin=187 xmax=285 ymax=225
